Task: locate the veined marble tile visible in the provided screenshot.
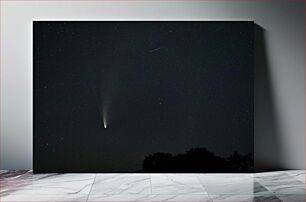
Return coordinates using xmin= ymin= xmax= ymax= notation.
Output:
xmin=150 ymin=174 xmax=207 ymax=195
xmin=1 ymin=171 xmax=38 ymax=196
xmin=253 ymin=181 xmax=268 ymax=193
xmin=211 ymin=193 xmax=282 ymax=202
xmin=253 ymin=194 xmax=282 ymax=202
xmin=143 ymin=194 xmax=211 ymax=202
xmin=90 ymin=174 xmax=151 ymax=195
xmin=256 ymin=173 xmax=305 ymax=195
xmin=275 ymin=194 xmax=305 ymax=202
xmin=210 ymin=194 xmax=253 ymax=201
xmin=286 ymin=170 xmax=306 ymax=183
xmin=286 ymin=170 xmax=305 ymax=175
xmin=1 ymin=170 xmax=306 ymax=202
xmin=255 ymin=171 xmax=295 ymax=181
xmin=88 ymin=194 xmax=211 ymax=202
xmin=1 ymin=173 xmax=96 ymax=196
xmin=0 ymin=194 xmax=88 ymax=202
xmin=197 ymin=174 xmax=254 ymax=195
xmin=265 ymin=183 xmax=305 ymax=195
xmin=1 ymin=170 xmax=32 ymax=181
xmin=253 ymin=181 xmax=274 ymax=195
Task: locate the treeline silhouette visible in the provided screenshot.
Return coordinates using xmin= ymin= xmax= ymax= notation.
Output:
xmin=142 ymin=148 xmax=253 ymax=173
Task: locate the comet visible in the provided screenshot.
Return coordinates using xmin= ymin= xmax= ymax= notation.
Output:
xmin=103 ymin=114 xmax=107 ymax=129
xmin=103 ymin=119 xmax=107 ymax=129
xmin=102 ymin=109 xmax=107 ymax=129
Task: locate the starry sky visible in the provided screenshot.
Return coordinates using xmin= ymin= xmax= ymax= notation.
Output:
xmin=34 ymin=21 xmax=254 ymax=172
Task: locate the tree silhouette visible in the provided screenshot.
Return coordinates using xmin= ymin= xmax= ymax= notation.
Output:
xmin=142 ymin=148 xmax=253 ymax=173
xmin=226 ymin=151 xmax=254 ymax=172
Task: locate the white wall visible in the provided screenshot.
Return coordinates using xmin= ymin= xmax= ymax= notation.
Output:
xmin=1 ymin=0 xmax=304 ymax=170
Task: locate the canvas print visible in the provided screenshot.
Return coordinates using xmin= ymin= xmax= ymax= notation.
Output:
xmin=34 ymin=21 xmax=254 ymax=173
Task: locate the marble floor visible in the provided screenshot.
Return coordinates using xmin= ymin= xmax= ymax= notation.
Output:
xmin=0 ymin=170 xmax=305 ymax=202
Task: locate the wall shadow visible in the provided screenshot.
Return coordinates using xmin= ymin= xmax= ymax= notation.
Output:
xmin=254 ymin=24 xmax=285 ymax=172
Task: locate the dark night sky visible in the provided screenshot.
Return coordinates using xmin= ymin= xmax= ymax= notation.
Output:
xmin=34 ymin=21 xmax=254 ymax=172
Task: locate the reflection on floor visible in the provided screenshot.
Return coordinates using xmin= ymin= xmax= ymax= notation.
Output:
xmin=0 ymin=170 xmax=305 ymax=201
